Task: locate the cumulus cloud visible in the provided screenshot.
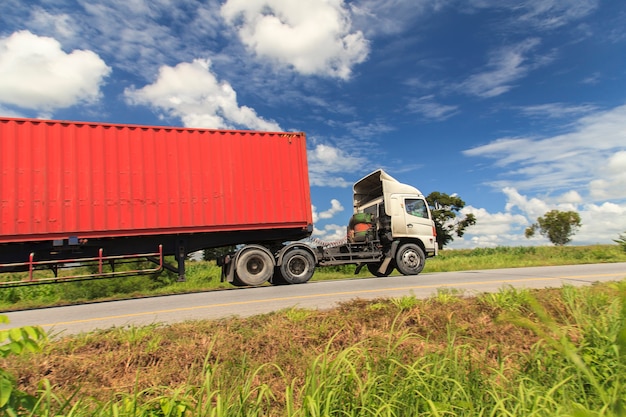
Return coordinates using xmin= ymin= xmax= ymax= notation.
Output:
xmin=319 ymin=199 xmax=345 ymax=219
xmin=312 ymin=223 xmax=347 ymax=242
xmin=124 ymin=58 xmax=281 ymax=131
xmin=453 ymin=205 xmax=530 ymax=248
xmin=0 ymin=30 xmax=110 ymax=112
xmin=307 ymin=143 xmax=368 ymax=187
xmin=579 ymin=202 xmax=626 ymax=244
xmin=451 ymin=187 xmax=626 ymax=248
xmin=220 ymin=0 xmax=369 ymax=79
xmin=590 ymin=151 xmax=626 ymax=200
xmin=312 ymin=198 xmax=345 ymax=228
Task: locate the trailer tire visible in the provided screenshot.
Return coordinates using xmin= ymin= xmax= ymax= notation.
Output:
xmin=278 ymin=248 xmax=315 ymax=284
xmin=395 ymin=243 xmax=425 ymax=276
xmin=367 ymin=260 xmax=395 ymax=277
xmin=234 ymin=248 xmax=274 ymax=286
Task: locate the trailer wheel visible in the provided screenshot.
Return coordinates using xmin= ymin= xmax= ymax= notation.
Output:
xmin=278 ymin=249 xmax=315 ymax=284
xmin=234 ymin=248 xmax=274 ymax=286
xmin=395 ymin=243 xmax=425 ymax=276
xmin=367 ymin=260 xmax=395 ymax=277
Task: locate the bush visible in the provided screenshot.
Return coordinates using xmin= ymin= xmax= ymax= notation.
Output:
xmin=0 ymin=315 xmax=46 ymax=415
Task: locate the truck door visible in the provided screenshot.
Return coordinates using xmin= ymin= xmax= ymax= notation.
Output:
xmin=390 ymin=195 xmax=432 ymax=239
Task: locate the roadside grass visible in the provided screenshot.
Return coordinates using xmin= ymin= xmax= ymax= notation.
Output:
xmin=2 ymin=280 xmax=626 ymax=416
xmin=426 ymin=244 xmax=626 ymax=272
xmin=2 ymin=244 xmax=626 ymax=311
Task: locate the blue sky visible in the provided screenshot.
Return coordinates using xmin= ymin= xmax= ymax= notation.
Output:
xmin=1 ymin=0 xmax=625 ymax=248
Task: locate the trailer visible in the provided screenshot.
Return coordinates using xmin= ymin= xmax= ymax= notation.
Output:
xmin=0 ymin=117 xmax=437 ymax=289
xmin=0 ymin=117 xmax=312 ymax=286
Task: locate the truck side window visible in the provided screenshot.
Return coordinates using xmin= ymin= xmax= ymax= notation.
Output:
xmin=406 ymin=199 xmax=428 ymax=218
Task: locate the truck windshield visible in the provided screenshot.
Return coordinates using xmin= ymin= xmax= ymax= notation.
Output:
xmin=406 ymin=199 xmax=428 ymax=218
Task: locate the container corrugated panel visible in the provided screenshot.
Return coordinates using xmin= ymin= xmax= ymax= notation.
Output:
xmin=0 ymin=117 xmax=312 ymax=243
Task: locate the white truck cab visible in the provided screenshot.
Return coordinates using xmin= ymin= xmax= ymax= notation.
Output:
xmin=353 ymin=170 xmax=438 ymax=275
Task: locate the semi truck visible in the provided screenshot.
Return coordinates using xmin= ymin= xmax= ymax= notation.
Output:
xmin=0 ymin=117 xmax=437 ymax=288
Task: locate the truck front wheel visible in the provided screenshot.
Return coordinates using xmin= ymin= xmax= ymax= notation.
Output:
xmin=234 ymin=248 xmax=274 ymax=286
xmin=277 ymin=249 xmax=315 ymax=284
xmin=395 ymin=243 xmax=425 ymax=276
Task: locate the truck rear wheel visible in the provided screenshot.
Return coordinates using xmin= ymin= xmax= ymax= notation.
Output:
xmin=395 ymin=243 xmax=425 ymax=275
xmin=277 ymin=248 xmax=315 ymax=284
xmin=234 ymin=248 xmax=274 ymax=286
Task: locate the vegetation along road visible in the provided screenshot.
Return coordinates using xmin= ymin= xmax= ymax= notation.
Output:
xmin=5 ymin=262 xmax=626 ymax=336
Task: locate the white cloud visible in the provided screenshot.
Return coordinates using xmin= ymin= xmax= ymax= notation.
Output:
xmin=450 ymin=187 xmax=626 ymax=248
xmin=517 ymin=102 xmax=597 ymax=119
xmin=311 ymin=198 xmax=344 ymax=229
xmin=307 ymin=143 xmax=368 ymax=187
xmin=30 ymin=8 xmax=76 ymax=42
xmin=464 ymin=104 xmax=626 ymax=200
xmin=220 ymin=0 xmax=369 ymax=79
xmin=458 ymin=38 xmax=544 ymax=98
xmin=514 ymin=0 xmax=599 ymax=29
xmin=579 ymin=202 xmax=626 ymax=244
xmin=590 ymin=151 xmax=626 ymax=200
xmin=13 ymin=1 xmax=225 ymax=83
xmin=448 ymin=204 xmax=529 ymax=248
xmin=407 ymin=95 xmax=458 ymax=121
xmin=0 ymin=31 xmax=110 ymax=112
xmin=124 ymin=58 xmax=281 ymax=131
xmin=319 ymin=199 xmax=344 ymax=219
xmin=312 ymin=223 xmax=347 ymax=242
xmin=467 ymin=0 xmax=599 ymax=30
xmin=350 ymin=0 xmax=448 ymax=36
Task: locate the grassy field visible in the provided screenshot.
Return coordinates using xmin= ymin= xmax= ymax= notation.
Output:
xmin=2 ymin=244 xmax=626 ymax=311
xmin=1 ymin=245 xmax=626 ymax=415
xmin=2 ymin=279 xmax=626 ymax=416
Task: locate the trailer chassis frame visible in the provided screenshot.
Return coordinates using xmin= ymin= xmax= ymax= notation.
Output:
xmin=0 ymin=245 xmax=164 ymax=288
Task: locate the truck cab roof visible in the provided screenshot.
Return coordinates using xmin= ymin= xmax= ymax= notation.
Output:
xmin=353 ymin=169 xmax=424 ymax=212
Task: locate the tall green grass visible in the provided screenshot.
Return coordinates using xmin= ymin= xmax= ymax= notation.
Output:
xmin=7 ymin=281 xmax=626 ymax=416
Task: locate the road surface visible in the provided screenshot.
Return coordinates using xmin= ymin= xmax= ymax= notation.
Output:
xmin=3 ymin=263 xmax=626 ymax=337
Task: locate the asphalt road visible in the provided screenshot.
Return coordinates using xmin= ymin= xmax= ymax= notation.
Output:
xmin=4 ymin=262 xmax=626 ymax=337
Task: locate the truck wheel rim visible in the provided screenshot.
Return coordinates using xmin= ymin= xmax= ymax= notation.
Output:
xmin=246 ymin=256 xmax=265 ymax=275
xmin=401 ymin=250 xmax=420 ymax=268
xmin=287 ymin=255 xmax=308 ymax=277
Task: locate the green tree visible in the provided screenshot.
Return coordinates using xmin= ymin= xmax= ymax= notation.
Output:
xmin=525 ymin=210 xmax=582 ymax=246
xmin=426 ymin=192 xmax=477 ymax=249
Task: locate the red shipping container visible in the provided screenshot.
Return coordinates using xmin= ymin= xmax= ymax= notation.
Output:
xmin=0 ymin=117 xmax=313 ymax=244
